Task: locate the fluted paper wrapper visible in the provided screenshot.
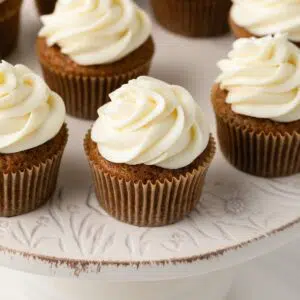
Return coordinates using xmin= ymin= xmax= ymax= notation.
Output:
xmin=0 ymin=126 xmax=67 ymax=217
xmin=0 ymin=154 xmax=63 ymax=217
xmin=0 ymin=4 xmax=21 ymax=58
xmin=150 ymin=0 xmax=231 ymax=37
xmin=35 ymin=0 xmax=56 ymax=15
xmin=40 ymin=62 xmax=151 ymax=120
xmin=216 ymin=116 xmax=300 ymax=177
xmin=85 ymin=136 xmax=215 ymax=227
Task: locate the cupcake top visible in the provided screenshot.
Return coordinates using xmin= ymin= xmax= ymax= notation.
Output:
xmin=91 ymin=76 xmax=210 ymax=169
xmin=39 ymin=0 xmax=152 ymax=66
xmin=0 ymin=61 xmax=65 ymax=154
xmin=216 ymin=34 xmax=300 ymax=123
xmin=231 ymin=0 xmax=300 ymax=42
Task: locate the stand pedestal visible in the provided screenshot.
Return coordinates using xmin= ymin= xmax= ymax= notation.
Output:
xmin=0 ymin=266 xmax=236 ymax=300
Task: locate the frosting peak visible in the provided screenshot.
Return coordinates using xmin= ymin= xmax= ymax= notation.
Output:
xmin=216 ymin=34 xmax=300 ymax=123
xmin=231 ymin=0 xmax=300 ymax=42
xmin=91 ymin=76 xmax=210 ymax=169
xmin=39 ymin=0 xmax=152 ymax=65
xmin=0 ymin=61 xmax=66 ymax=154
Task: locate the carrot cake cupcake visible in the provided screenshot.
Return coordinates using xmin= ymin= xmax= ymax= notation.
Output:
xmin=212 ymin=34 xmax=300 ymax=177
xmin=0 ymin=0 xmax=22 ymax=58
xmin=37 ymin=0 xmax=155 ymax=120
xmin=0 ymin=61 xmax=67 ymax=217
xmin=150 ymin=0 xmax=231 ymax=37
xmin=230 ymin=0 xmax=300 ymax=46
xmin=35 ymin=0 xmax=57 ymax=15
xmin=85 ymin=76 xmax=215 ymax=227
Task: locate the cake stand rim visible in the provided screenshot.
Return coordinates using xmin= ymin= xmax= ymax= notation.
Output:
xmin=0 ymin=214 xmax=299 ymax=271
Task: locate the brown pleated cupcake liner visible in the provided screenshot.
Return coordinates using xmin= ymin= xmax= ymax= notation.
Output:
xmin=84 ymin=134 xmax=216 ymax=227
xmin=150 ymin=0 xmax=231 ymax=37
xmin=35 ymin=0 xmax=57 ymax=15
xmin=0 ymin=127 xmax=68 ymax=217
xmin=0 ymin=3 xmax=22 ymax=58
xmin=40 ymin=61 xmax=152 ymax=120
xmin=216 ymin=115 xmax=300 ymax=177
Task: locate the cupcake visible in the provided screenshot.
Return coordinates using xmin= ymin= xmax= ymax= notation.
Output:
xmin=37 ymin=0 xmax=155 ymax=120
xmin=0 ymin=61 xmax=67 ymax=217
xmin=150 ymin=0 xmax=231 ymax=37
xmin=212 ymin=34 xmax=300 ymax=177
xmin=84 ymin=76 xmax=215 ymax=227
xmin=0 ymin=0 xmax=22 ymax=58
xmin=230 ymin=0 xmax=300 ymax=46
xmin=35 ymin=0 xmax=57 ymax=15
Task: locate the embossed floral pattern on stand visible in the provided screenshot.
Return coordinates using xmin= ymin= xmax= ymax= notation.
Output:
xmin=0 ymin=173 xmax=299 ymax=262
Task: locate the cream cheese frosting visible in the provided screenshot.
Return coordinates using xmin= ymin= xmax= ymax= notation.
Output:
xmin=39 ymin=0 xmax=152 ymax=66
xmin=91 ymin=76 xmax=210 ymax=169
xmin=216 ymin=34 xmax=300 ymax=123
xmin=231 ymin=0 xmax=300 ymax=42
xmin=0 ymin=61 xmax=66 ymax=154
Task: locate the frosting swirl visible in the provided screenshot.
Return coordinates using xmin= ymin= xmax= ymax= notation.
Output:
xmin=91 ymin=76 xmax=210 ymax=169
xmin=0 ymin=61 xmax=66 ymax=154
xmin=216 ymin=34 xmax=300 ymax=123
xmin=231 ymin=0 xmax=300 ymax=42
xmin=39 ymin=0 xmax=152 ymax=65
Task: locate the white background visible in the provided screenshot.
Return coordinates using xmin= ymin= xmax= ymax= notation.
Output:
xmin=5 ymin=0 xmax=300 ymax=298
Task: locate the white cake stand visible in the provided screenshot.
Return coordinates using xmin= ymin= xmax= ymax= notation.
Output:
xmin=2 ymin=1 xmax=300 ymax=299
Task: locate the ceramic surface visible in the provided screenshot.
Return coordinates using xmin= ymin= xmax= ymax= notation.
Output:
xmin=1 ymin=0 xmax=299 ymax=281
